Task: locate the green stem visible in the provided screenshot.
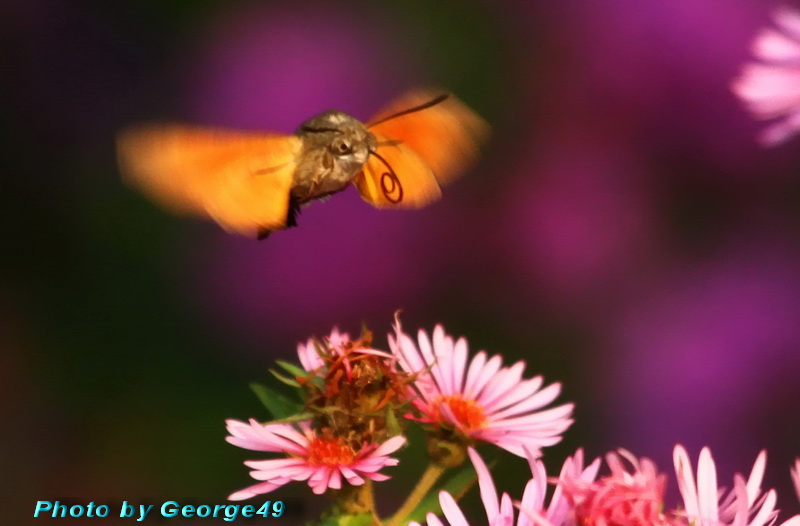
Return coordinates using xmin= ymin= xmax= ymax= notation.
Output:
xmin=361 ymin=480 xmax=377 ymax=521
xmin=339 ymin=479 xmax=377 ymax=518
xmin=386 ymin=463 xmax=446 ymax=526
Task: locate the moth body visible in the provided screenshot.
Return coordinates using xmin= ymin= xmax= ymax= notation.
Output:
xmin=291 ymin=110 xmax=376 ymax=204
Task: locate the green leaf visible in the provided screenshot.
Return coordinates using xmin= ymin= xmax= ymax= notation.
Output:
xmin=249 ymin=382 xmax=304 ymax=419
xmin=276 ymin=360 xmax=309 ymax=379
xmin=272 ymin=360 xmax=327 ymax=389
xmin=269 ymin=368 xmax=301 ymax=388
xmin=405 ymin=464 xmax=477 ymax=523
xmin=385 ymin=406 xmax=402 ymax=436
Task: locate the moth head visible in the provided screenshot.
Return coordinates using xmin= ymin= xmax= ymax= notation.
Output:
xmin=297 ymin=110 xmax=376 ymax=167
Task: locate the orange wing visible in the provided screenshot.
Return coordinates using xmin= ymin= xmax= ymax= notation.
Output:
xmin=117 ymin=125 xmax=301 ymax=237
xmin=354 ymin=134 xmax=442 ymax=208
xmin=367 ymin=89 xmax=489 ymax=184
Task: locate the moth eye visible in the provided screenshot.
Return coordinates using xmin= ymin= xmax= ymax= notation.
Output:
xmin=331 ymin=139 xmax=353 ymax=155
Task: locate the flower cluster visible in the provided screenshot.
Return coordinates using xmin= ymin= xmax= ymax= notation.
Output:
xmin=225 ymin=318 xmax=573 ymax=523
xmin=226 ymin=327 xmax=412 ymax=503
xmin=224 ymin=317 xmax=800 ymax=526
xmin=414 ymin=445 xmax=800 ymax=526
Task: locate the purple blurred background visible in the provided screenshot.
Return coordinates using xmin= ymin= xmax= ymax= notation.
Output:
xmin=3 ymin=0 xmax=800 ymax=523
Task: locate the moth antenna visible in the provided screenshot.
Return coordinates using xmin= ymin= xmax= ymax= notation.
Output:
xmin=298 ymin=126 xmax=344 ymax=134
xmin=368 ymin=150 xmax=404 ymax=204
xmin=367 ymin=93 xmax=450 ymax=128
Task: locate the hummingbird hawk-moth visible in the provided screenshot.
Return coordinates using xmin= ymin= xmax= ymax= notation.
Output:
xmin=117 ymin=90 xmax=488 ymax=239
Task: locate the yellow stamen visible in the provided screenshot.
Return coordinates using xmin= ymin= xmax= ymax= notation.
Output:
xmin=431 ymin=395 xmax=487 ymax=430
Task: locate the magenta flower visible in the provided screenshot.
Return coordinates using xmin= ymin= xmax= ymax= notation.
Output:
xmin=732 ymin=6 xmax=800 ymax=145
xmin=225 ymin=419 xmax=405 ymax=500
xmin=389 ymin=322 xmax=574 ymax=458
xmin=410 ymin=447 xmax=599 ymax=526
xmin=558 ymin=449 xmax=672 ymax=526
xmin=791 ymin=459 xmax=800 ymax=503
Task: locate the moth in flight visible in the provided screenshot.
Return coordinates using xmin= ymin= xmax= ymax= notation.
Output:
xmin=117 ymin=90 xmax=488 ymax=239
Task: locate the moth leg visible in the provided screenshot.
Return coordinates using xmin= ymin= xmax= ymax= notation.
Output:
xmin=257 ymin=198 xmax=301 ymax=241
xmin=285 ymin=198 xmax=301 ymax=228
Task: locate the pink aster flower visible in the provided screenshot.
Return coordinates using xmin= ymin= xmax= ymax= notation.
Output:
xmin=389 ymin=322 xmax=574 ymax=458
xmin=672 ymin=445 xmax=781 ymax=526
xmin=558 ymin=449 xmax=674 ymax=526
xmin=225 ymin=419 xmax=405 ymax=500
xmin=732 ymin=6 xmax=800 ymax=145
xmin=518 ymin=448 xmax=601 ymax=526
xmin=791 ymin=459 xmax=800 ymax=502
xmin=410 ymin=447 xmax=599 ymax=526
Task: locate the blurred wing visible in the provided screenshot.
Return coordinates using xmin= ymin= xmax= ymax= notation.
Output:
xmin=367 ymin=89 xmax=489 ymax=184
xmin=354 ymin=135 xmax=441 ymax=208
xmin=117 ymin=125 xmax=301 ymax=236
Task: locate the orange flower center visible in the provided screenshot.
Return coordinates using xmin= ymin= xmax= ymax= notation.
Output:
xmin=431 ymin=395 xmax=487 ymax=431
xmin=307 ymin=436 xmax=356 ymax=467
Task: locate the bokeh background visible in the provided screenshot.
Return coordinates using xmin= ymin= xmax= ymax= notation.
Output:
xmin=3 ymin=0 xmax=800 ymax=524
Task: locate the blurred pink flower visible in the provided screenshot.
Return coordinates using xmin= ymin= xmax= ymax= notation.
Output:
xmin=602 ymin=236 xmax=800 ymax=466
xmin=389 ymin=322 xmax=573 ymax=458
xmin=559 ymin=449 xmax=672 ymax=526
xmin=733 ymin=6 xmax=800 ymax=145
xmin=793 ymin=459 xmax=800 ymax=502
xmin=225 ymin=419 xmax=405 ymax=500
xmin=183 ymin=1 xmax=415 ymax=130
xmin=499 ymin=136 xmax=654 ymax=308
